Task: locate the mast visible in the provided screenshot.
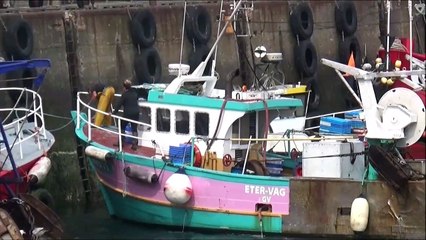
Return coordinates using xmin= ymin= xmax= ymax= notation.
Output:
xmin=408 ymin=0 xmax=413 ymax=71
xmin=385 ymin=0 xmax=391 ymax=70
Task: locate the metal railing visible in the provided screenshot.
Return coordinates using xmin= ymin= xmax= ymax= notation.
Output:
xmin=76 ymin=91 xmax=152 ymax=153
xmin=305 ymin=108 xmax=363 ymax=131
xmin=0 ymin=87 xmax=47 ymax=159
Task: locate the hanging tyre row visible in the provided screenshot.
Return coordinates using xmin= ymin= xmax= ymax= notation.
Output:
xmin=130 ymin=9 xmax=162 ymax=84
xmin=335 ymin=0 xmax=360 ymax=108
xmin=335 ymin=0 xmax=361 ymax=67
xmin=2 ymin=18 xmax=37 ymax=104
xmin=185 ymin=5 xmax=212 ymax=74
xmin=289 ymin=2 xmax=320 ymax=111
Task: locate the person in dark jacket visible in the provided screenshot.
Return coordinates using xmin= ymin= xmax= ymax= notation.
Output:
xmin=113 ymin=79 xmax=140 ymax=150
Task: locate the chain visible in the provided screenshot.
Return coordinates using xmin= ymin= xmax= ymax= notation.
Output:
xmin=6 ymin=197 xmax=36 ymax=239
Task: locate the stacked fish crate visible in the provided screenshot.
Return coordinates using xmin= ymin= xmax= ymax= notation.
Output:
xmin=319 ymin=110 xmax=366 ymax=136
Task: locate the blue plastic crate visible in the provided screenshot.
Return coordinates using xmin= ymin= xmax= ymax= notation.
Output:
xmin=266 ymin=158 xmax=283 ymax=176
xmin=231 ymin=167 xmax=243 ymax=174
xmin=169 ymin=145 xmax=191 ymax=165
xmin=344 ymin=110 xmax=363 ymax=119
xmin=319 ymin=117 xmax=352 ymax=134
xmin=349 ymin=119 xmax=366 ymax=129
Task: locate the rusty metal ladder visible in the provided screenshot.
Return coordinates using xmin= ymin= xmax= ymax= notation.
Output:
xmin=63 ymin=11 xmax=93 ymax=201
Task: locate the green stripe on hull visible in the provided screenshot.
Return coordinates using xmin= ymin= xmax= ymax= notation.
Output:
xmin=100 ymin=184 xmax=283 ymax=233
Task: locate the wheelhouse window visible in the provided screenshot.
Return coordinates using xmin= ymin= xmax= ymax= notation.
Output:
xmin=139 ymin=106 xmax=151 ymax=131
xmin=195 ymin=112 xmax=209 ymax=136
xmin=175 ymin=110 xmax=189 ymax=134
xmin=156 ymin=108 xmax=170 ymax=132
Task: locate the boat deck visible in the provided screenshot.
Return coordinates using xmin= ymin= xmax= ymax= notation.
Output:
xmin=0 ymin=122 xmax=54 ymax=172
xmin=83 ymin=125 xmax=156 ymax=157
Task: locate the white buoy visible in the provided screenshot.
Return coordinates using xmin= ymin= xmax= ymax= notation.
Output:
xmin=28 ymin=156 xmax=52 ymax=186
xmin=350 ymin=196 xmax=369 ymax=232
xmin=164 ymin=168 xmax=193 ymax=205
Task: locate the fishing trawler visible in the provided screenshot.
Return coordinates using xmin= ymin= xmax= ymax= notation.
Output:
xmin=72 ymin=0 xmax=425 ymax=238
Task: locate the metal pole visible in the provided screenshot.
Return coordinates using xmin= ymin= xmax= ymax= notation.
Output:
xmin=334 ymin=70 xmax=363 ymax=107
xmin=385 ymin=0 xmax=391 ymax=70
xmin=211 ymin=0 xmax=225 ymax=77
xmin=178 ymin=1 xmax=187 ymax=77
xmin=241 ymin=135 xmax=252 ymax=175
xmin=408 ymin=0 xmax=413 ymax=71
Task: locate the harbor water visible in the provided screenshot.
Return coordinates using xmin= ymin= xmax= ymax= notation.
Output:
xmin=58 ymin=203 xmax=303 ymax=240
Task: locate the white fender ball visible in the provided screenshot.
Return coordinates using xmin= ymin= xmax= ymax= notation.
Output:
xmin=164 ymin=172 xmax=193 ymax=205
xmin=28 ymin=156 xmax=52 ymax=185
xmin=350 ymin=196 xmax=369 ymax=232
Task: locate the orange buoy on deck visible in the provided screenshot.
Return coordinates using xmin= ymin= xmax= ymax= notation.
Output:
xmin=94 ymin=86 xmax=115 ymax=127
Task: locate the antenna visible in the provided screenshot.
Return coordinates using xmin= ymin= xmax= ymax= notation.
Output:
xmin=178 ymin=1 xmax=187 ymax=77
xmin=191 ymin=0 xmax=243 ymax=78
xmin=211 ymin=0 xmax=225 ymax=77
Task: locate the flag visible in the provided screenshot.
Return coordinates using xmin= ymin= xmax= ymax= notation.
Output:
xmin=343 ymin=52 xmax=355 ymax=77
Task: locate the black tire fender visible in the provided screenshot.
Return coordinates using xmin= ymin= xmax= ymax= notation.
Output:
xmin=335 ymin=0 xmax=358 ymax=36
xmin=188 ymin=44 xmax=212 ymax=75
xmin=130 ymin=9 xmax=157 ymax=48
xmin=302 ymin=75 xmax=320 ymax=111
xmin=3 ymin=19 xmax=34 ymax=60
xmin=290 ymin=2 xmax=314 ymax=40
xmin=76 ymin=0 xmax=85 ymax=8
xmin=30 ymin=188 xmax=55 ymax=208
xmin=185 ymin=6 xmax=212 ymax=45
xmin=294 ymin=39 xmax=318 ymax=77
xmin=6 ymin=68 xmax=37 ymax=106
xmin=134 ymin=47 xmax=162 ymax=84
xmin=338 ymin=35 xmax=362 ymax=68
xmin=29 ymin=0 xmax=44 ymax=8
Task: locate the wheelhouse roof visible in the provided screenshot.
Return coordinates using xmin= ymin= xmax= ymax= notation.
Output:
xmin=146 ymin=89 xmax=303 ymax=111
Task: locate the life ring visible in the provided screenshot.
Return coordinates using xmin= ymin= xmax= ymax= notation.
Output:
xmin=185 ymin=6 xmax=212 ymax=45
xmin=29 ymin=0 xmax=44 ymax=8
xmin=302 ymin=75 xmax=320 ymax=111
xmin=6 ymin=68 xmax=36 ymax=106
xmin=335 ymin=1 xmax=358 ymax=36
xmin=130 ymin=9 xmax=157 ymax=48
xmin=290 ymin=2 xmax=314 ymax=40
xmin=30 ymin=188 xmax=55 ymax=208
xmin=134 ymin=47 xmax=162 ymax=84
xmin=193 ymin=144 xmax=202 ymax=167
xmin=294 ymin=40 xmax=318 ymax=77
xmin=3 ymin=19 xmax=34 ymax=60
xmin=222 ymin=154 xmax=232 ymax=167
xmin=338 ymin=35 xmax=362 ymax=68
xmin=188 ymin=44 xmax=212 ymax=75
